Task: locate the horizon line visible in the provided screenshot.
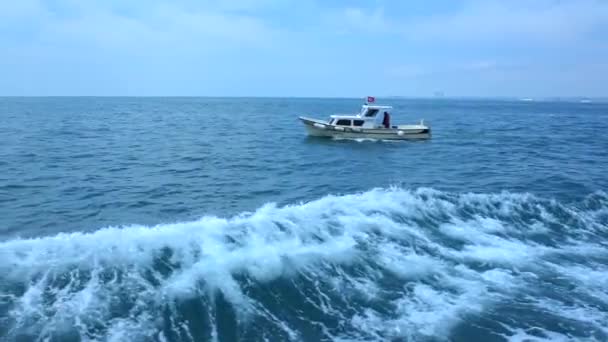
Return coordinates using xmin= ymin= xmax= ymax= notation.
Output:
xmin=0 ymin=95 xmax=606 ymax=100
xmin=0 ymin=94 xmax=608 ymax=100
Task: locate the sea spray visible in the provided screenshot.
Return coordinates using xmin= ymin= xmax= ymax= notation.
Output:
xmin=1 ymin=188 xmax=607 ymax=341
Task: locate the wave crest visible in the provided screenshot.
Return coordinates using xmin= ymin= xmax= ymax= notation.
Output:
xmin=1 ymin=188 xmax=607 ymax=341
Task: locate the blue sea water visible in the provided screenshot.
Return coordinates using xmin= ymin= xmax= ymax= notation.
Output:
xmin=0 ymin=97 xmax=607 ymax=341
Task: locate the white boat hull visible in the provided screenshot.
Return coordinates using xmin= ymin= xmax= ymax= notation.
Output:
xmin=299 ymin=117 xmax=431 ymax=140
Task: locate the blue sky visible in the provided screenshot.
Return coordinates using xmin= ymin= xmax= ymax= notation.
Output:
xmin=1 ymin=0 xmax=607 ymax=97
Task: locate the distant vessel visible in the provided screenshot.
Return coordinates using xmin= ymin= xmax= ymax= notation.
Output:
xmin=298 ymin=96 xmax=430 ymax=140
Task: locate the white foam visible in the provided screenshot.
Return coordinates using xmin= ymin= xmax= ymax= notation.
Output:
xmin=0 ymin=187 xmax=606 ymax=341
xmin=378 ymin=243 xmax=445 ymax=279
xmin=526 ymin=296 xmax=608 ymax=337
xmin=504 ymin=327 xmax=574 ymax=342
xmin=348 ymin=266 xmax=521 ymax=340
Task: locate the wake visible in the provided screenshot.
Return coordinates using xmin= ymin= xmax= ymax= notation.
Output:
xmin=1 ymin=188 xmax=607 ymax=341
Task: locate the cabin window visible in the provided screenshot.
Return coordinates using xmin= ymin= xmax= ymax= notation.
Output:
xmin=364 ymin=109 xmax=379 ymax=117
xmin=336 ymin=119 xmax=351 ymax=126
xmin=353 ymin=120 xmax=364 ymax=127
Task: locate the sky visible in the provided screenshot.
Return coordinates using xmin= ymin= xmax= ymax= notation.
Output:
xmin=1 ymin=0 xmax=607 ymax=97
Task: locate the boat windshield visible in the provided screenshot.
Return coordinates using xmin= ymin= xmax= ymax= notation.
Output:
xmin=364 ymin=109 xmax=379 ymax=117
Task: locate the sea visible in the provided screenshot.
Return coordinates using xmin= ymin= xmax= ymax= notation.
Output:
xmin=0 ymin=97 xmax=607 ymax=342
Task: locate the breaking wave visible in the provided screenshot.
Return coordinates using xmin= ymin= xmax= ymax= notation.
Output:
xmin=1 ymin=188 xmax=607 ymax=341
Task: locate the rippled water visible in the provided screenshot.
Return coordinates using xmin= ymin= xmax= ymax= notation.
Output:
xmin=0 ymin=97 xmax=607 ymax=341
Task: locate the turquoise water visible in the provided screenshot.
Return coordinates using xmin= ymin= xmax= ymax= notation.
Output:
xmin=0 ymin=97 xmax=607 ymax=341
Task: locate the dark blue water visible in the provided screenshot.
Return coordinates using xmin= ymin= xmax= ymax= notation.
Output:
xmin=1 ymin=97 xmax=607 ymax=341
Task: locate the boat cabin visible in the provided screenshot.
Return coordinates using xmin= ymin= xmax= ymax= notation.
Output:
xmin=327 ymin=105 xmax=393 ymax=129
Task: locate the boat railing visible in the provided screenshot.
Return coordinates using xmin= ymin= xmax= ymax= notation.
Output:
xmin=332 ymin=113 xmax=360 ymax=117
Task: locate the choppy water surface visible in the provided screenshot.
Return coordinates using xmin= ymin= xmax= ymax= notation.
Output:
xmin=0 ymin=97 xmax=607 ymax=341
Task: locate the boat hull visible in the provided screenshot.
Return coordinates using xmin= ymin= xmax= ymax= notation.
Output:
xmin=299 ymin=117 xmax=431 ymax=140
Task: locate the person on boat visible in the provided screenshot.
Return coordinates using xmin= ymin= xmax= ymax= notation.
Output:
xmin=382 ymin=111 xmax=391 ymax=128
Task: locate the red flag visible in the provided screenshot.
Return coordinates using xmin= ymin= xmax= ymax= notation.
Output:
xmin=367 ymin=96 xmax=375 ymax=103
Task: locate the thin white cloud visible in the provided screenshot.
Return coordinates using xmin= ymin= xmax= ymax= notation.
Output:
xmin=338 ymin=7 xmax=389 ymax=34
xmin=0 ymin=0 xmax=44 ymax=19
xmin=3 ymin=0 xmax=282 ymax=51
xmin=1 ymin=0 xmax=607 ymax=96
xmin=405 ymin=0 xmax=608 ymax=43
xmin=385 ymin=60 xmax=504 ymax=79
xmin=384 ymin=58 xmax=608 ymax=97
xmin=330 ymin=0 xmax=608 ymax=45
xmin=384 ymin=65 xmax=428 ymax=78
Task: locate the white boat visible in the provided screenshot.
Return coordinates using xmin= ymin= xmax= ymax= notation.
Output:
xmin=298 ymin=99 xmax=431 ymax=140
